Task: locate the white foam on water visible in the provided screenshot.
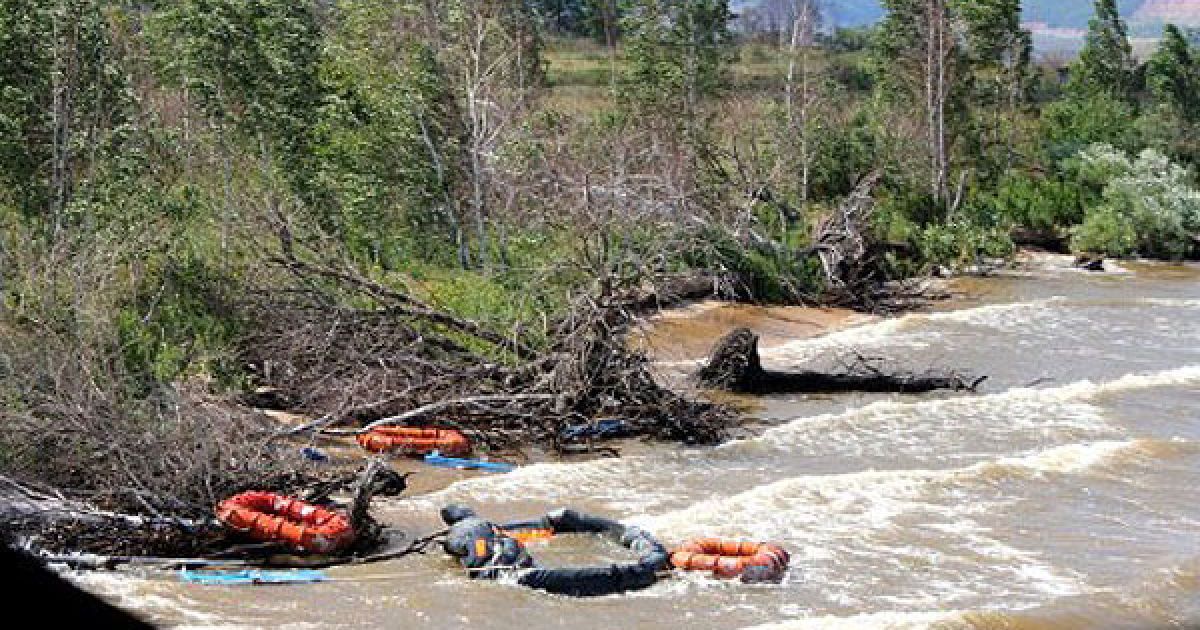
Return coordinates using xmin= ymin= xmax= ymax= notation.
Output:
xmin=393 ymin=367 xmax=1200 ymax=520
xmin=66 ymin=571 xmax=239 ymax=627
xmin=641 ymin=441 xmax=1149 ymax=541
xmin=395 ymin=453 xmax=692 ymax=514
xmin=744 ymin=610 xmax=970 ymax=630
xmin=634 ymin=441 xmax=1176 ymax=608
xmin=985 ymin=440 xmax=1142 ymax=475
xmin=1139 ymin=298 xmax=1200 ymax=309
xmin=765 ymin=299 xmax=1068 ymax=363
xmin=748 ymin=365 xmax=1200 ymax=452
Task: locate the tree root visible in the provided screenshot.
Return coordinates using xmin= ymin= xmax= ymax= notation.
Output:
xmin=697 ymin=328 xmax=984 ymax=394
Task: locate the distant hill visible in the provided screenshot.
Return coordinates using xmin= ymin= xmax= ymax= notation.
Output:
xmin=1133 ymin=0 xmax=1200 ymax=25
xmin=808 ymin=0 xmax=1200 ymax=30
xmin=777 ymin=1 xmax=1200 ymax=54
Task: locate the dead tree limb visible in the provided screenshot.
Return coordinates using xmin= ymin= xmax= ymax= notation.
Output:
xmin=697 ymin=328 xmax=983 ymax=394
xmin=311 ymin=394 xmax=559 ymax=437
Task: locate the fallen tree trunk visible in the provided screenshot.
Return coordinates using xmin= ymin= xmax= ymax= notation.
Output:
xmin=697 ymin=328 xmax=984 ymax=394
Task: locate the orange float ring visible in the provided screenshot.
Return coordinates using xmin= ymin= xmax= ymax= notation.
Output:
xmin=500 ymin=527 xmax=555 ymax=544
xmin=216 ymin=491 xmax=355 ymax=554
xmin=356 ymin=427 xmax=471 ymax=457
xmin=670 ymin=537 xmax=789 ymax=581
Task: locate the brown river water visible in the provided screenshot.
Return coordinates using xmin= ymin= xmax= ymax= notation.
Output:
xmin=70 ymin=255 xmax=1200 ymax=629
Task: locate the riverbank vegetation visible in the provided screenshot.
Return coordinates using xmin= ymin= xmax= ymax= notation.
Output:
xmin=2 ymin=0 xmax=1199 ymax=541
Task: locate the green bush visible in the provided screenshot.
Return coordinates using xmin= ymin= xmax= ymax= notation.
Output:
xmin=1068 ymin=145 xmax=1200 ymax=258
xmin=918 ymin=221 xmax=1014 ymax=268
xmin=692 ymin=228 xmax=823 ymax=303
xmin=117 ymin=255 xmax=244 ymax=388
xmin=1071 ymin=205 xmax=1138 ymax=256
xmin=984 ymin=171 xmax=1085 ymax=230
xmin=1041 ymin=94 xmax=1140 ymax=162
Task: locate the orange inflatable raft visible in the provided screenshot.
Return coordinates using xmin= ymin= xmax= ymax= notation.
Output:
xmin=216 ymin=491 xmax=355 ymax=554
xmin=670 ymin=537 xmax=789 ymax=582
xmin=356 ymin=427 xmax=471 ymax=457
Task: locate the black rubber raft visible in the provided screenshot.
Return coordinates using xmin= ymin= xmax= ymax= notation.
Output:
xmin=440 ymin=504 xmax=670 ymax=597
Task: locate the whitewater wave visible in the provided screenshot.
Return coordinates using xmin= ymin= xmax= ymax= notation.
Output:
xmin=65 ymin=571 xmax=241 ymax=628
xmin=629 ymin=441 xmax=1182 ymax=608
xmin=1139 ymin=298 xmax=1200 ymax=309
xmin=640 ymin=440 xmax=1161 ymax=541
xmin=764 ymin=295 xmax=1199 ymax=366
xmin=744 ymin=610 xmax=971 ymax=630
xmin=765 ymin=299 xmax=1068 ymax=362
xmin=392 ymin=451 xmax=706 ymax=514
xmin=747 ymin=365 xmax=1200 ymax=452
xmin=395 ymin=368 xmax=1199 ymax=517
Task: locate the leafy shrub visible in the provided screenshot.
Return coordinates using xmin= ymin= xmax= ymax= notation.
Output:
xmin=1041 ymin=95 xmax=1140 ymax=162
xmin=918 ymin=222 xmax=1014 ymax=268
xmin=1071 ymin=205 xmax=1138 ymax=256
xmin=984 ymin=171 xmax=1085 ymax=230
xmin=1069 ymin=145 xmax=1200 ymax=258
xmin=118 ymin=255 xmax=243 ymax=388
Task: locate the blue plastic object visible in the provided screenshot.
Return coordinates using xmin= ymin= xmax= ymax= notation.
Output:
xmin=560 ymin=418 xmax=632 ymax=441
xmin=300 ymin=446 xmax=328 ymax=462
xmin=180 ymin=569 xmax=328 ymax=586
xmin=424 ymin=452 xmax=515 ymax=473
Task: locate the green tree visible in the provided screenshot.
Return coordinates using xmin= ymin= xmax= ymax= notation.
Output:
xmin=1071 ymin=144 xmax=1200 ymax=259
xmin=151 ymin=0 xmax=325 ymax=201
xmin=316 ymin=1 xmax=461 ymax=268
xmin=1147 ymin=24 xmax=1199 ymax=122
xmin=0 ymin=0 xmax=53 ymax=217
xmin=0 ymin=0 xmax=129 ymax=231
xmin=622 ymin=0 xmax=735 ymax=126
xmin=1041 ymin=93 xmax=1139 ymax=161
xmin=956 ymin=0 xmax=1032 ymax=177
xmin=1067 ymin=0 xmax=1136 ymax=100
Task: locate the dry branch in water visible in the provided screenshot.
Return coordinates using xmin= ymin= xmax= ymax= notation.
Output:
xmin=697 ymin=328 xmax=985 ymax=394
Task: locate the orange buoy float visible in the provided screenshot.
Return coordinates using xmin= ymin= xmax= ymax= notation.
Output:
xmin=356 ymin=427 xmax=471 ymax=457
xmin=670 ymin=538 xmax=789 ymax=582
xmin=216 ymin=491 xmax=355 ymax=554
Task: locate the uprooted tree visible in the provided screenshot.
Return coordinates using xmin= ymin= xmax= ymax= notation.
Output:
xmin=254 ymin=241 xmax=733 ymax=452
xmin=697 ymin=328 xmax=985 ymax=394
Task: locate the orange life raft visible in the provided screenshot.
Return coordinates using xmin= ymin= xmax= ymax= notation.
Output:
xmin=356 ymin=427 xmax=471 ymax=456
xmin=216 ymin=491 xmax=355 ymax=554
xmin=670 ymin=538 xmax=789 ymax=581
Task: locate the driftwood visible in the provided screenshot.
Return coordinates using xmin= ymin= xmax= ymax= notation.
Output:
xmin=697 ymin=328 xmax=984 ymax=394
xmin=811 ymin=171 xmax=883 ymax=305
xmin=252 ymin=252 xmax=732 ymax=449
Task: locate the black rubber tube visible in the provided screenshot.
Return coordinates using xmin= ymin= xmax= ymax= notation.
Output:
xmin=449 ymin=506 xmax=669 ymax=597
xmin=513 ymin=509 xmax=669 ymax=597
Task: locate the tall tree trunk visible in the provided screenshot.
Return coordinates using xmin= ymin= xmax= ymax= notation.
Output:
xmin=600 ymin=0 xmax=619 ymax=100
xmin=923 ymin=0 xmax=949 ymax=204
xmin=925 ymin=0 xmax=938 ymax=203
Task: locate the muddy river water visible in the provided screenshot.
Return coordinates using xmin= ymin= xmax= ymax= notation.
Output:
xmin=74 ymin=256 xmax=1200 ymax=629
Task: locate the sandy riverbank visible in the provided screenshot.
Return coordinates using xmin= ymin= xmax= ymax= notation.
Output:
xmin=634 ymin=300 xmax=873 ymax=362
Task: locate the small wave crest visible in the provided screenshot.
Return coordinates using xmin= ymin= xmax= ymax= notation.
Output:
xmin=743 ymin=610 xmax=972 ymax=630
xmin=748 ymin=366 xmax=1200 ymax=452
xmin=766 ymin=299 xmax=1067 ymax=362
xmin=642 ymin=441 xmax=1161 ymax=542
